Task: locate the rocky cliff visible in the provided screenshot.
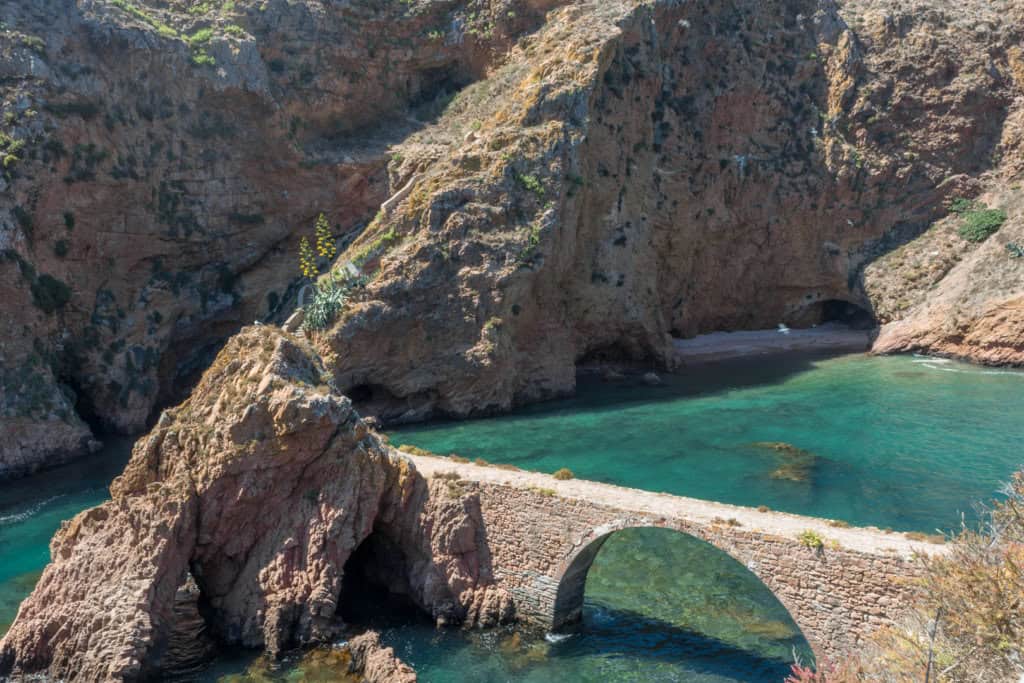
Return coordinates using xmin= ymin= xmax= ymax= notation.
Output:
xmin=2 ymin=0 xmax=1022 ymax=460
xmin=0 ymin=0 xmax=569 ymax=477
xmin=313 ymin=0 xmax=1024 ymax=421
xmin=0 ymin=326 xmax=511 ymax=680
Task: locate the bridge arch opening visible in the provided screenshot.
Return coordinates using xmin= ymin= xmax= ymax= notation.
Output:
xmin=551 ymin=525 xmax=814 ymax=671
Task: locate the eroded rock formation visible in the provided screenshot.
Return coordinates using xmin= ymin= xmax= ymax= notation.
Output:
xmin=347 ymin=630 xmax=418 ymax=683
xmin=0 ymin=0 xmax=570 ymax=477
xmin=3 ymin=0 xmax=1023 ymax=473
xmin=313 ymin=0 xmax=1024 ymax=422
xmin=0 ymin=326 xmax=511 ymax=681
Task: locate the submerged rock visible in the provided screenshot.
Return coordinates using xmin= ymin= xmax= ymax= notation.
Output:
xmin=347 ymin=631 xmax=417 ymax=683
xmin=750 ymin=442 xmax=819 ymax=483
xmin=0 ymin=326 xmax=510 ymax=681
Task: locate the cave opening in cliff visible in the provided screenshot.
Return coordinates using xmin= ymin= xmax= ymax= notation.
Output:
xmin=576 ymin=340 xmax=654 ymax=369
xmin=791 ymin=299 xmax=877 ymax=330
xmin=339 ymin=531 xmax=429 ymax=629
xmin=345 ymin=382 xmax=403 ymax=419
xmin=819 ymin=299 xmax=876 ymax=330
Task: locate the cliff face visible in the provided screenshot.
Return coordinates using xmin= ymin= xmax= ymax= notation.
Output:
xmin=0 ymin=0 xmax=567 ymax=477
xmin=0 ymin=326 xmax=510 ymax=680
xmin=315 ymin=0 xmax=1024 ymax=421
xmin=3 ymin=0 xmax=1022 ymax=464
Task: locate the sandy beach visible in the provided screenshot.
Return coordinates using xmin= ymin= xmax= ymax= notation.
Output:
xmin=672 ymin=323 xmax=872 ymax=365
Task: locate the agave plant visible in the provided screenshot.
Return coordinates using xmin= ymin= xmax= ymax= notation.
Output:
xmin=302 ymin=279 xmax=348 ymax=331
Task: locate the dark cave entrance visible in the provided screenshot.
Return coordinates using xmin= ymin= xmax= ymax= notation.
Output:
xmin=339 ymin=532 xmax=429 ymax=629
xmin=790 ymin=299 xmax=877 ymax=330
xmin=575 ymin=338 xmax=659 ymax=370
xmin=819 ymin=299 xmax=876 ymax=329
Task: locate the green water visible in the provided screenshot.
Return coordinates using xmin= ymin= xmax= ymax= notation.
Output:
xmin=0 ymin=437 xmax=134 ymax=634
xmin=393 ymin=353 xmax=1024 ymax=533
xmin=3 ymin=353 xmax=1024 ymax=681
xmin=201 ymin=527 xmax=808 ymax=682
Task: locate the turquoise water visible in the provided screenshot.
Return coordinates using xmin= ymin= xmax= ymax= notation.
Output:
xmin=3 ymin=353 xmax=1024 ymax=681
xmin=393 ymin=353 xmax=1024 ymax=533
xmin=0 ymin=437 xmax=134 ymax=634
xmin=370 ymin=528 xmax=809 ymax=683
xmin=203 ymin=528 xmax=808 ymax=683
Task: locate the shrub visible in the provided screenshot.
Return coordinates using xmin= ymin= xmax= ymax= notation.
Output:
xmin=515 ymin=173 xmax=544 ymax=197
xmin=397 ymin=444 xmax=437 ymax=457
xmin=958 ymin=207 xmax=1007 ymax=243
xmin=757 ymin=505 xmax=770 ymax=512
xmin=948 ymin=197 xmax=979 ymax=214
xmin=302 ymin=279 xmax=347 ymax=331
xmin=1006 ymin=242 xmax=1024 ymax=259
xmin=798 ymin=529 xmax=824 ymax=549
xmin=835 ymin=471 xmax=1024 ymax=681
xmin=299 ymin=236 xmax=317 ymax=278
xmin=30 ymin=273 xmax=71 ymax=313
xmin=904 ymin=531 xmax=946 ymax=544
xmin=552 ymin=467 xmax=574 ymax=480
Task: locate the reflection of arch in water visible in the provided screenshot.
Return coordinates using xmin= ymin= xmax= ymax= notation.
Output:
xmin=550 ymin=520 xmax=814 ymax=661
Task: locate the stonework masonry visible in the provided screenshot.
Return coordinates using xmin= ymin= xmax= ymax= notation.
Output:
xmin=409 ymin=453 xmax=941 ymax=663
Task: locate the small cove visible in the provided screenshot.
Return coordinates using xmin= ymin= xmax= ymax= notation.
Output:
xmin=2 ymin=352 xmax=1023 ymax=681
xmin=393 ymin=352 xmax=1024 ymax=533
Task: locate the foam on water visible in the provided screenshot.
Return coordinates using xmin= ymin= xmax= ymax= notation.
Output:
xmin=0 ymin=495 xmax=65 ymax=527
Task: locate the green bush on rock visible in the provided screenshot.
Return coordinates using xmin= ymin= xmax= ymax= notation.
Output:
xmin=958 ymin=207 xmax=1007 ymax=243
xmin=302 ymin=279 xmax=347 ymax=332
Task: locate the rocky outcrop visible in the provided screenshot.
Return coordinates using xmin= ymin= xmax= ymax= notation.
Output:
xmin=0 ymin=0 xmax=570 ymax=477
xmin=868 ymin=186 xmax=1024 ymax=364
xmin=0 ymin=326 xmax=511 ymax=681
xmin=307 ymin=0 xmax=1024 ymax=423
xmin=347 ymin=630 xmax=417 ymax=683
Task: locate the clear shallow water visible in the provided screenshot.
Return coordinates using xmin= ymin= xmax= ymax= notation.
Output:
xmin=371 ymin=528 xmax=809 ymax=683
xmin=393 ymin=353 xmax=1024 ymax=533
xmin=0 ymin=437 xmax=134 ymax=635
xmin=203 ymin=528 xmax=808 ymax=683
xmin=3 ymin=353 xmax=1023 ymax=682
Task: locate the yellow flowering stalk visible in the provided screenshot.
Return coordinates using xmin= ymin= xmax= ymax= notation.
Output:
xmin=299 ymin=236 xmax=317 ymax=279
xmin=315 ymin=213 xmax=337 ymax=259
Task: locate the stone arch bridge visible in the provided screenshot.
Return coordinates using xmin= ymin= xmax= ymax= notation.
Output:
xmin=408 ymin=454 xmax=941 ymax=662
